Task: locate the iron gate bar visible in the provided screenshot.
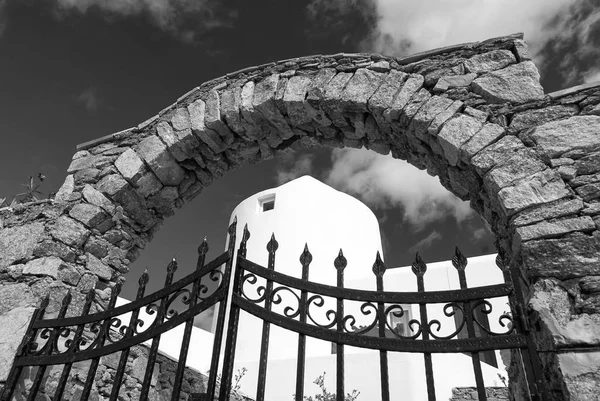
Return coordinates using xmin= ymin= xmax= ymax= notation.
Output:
xmin=172 ymin=237 xmax=211 ymax=401
xmin=412 ymin=253 xmax=436 ymax=401
xmin=205 ymin=219 xmax=237 ymax=401
xmin=28 ymin=291 xmax=72 ymax=401
xmin=233 ymin=295 xmax=528 ymax=353
xmin=373 ymin=252 xmax=390 ymax=401
xmin=29 ymin=251 xmax=230 ymax=330
xmin=53 ymin=290 xmax=95 ymax=400
xmin=295 ymin=243 xmax=312 ymax=401
xmin=453 ymin=248 xmax=487 ymax=401
xmin=139 ymin=258 xmax=179 ymax=401
xmin=13 ymin=287 xmax=226 ymax=366
xmin=80 ymin=283 xmax=123 ymax=400
xmin=218 ymin=222 xmax=250 ymax=401
xmin=238 ymin=257 xmax=514 ymax=304
xmin=110 ymin=269 xmax=150 ymax=401
xmin=334 ymin=250 xmax=347 ymax=401
xmin=256 ymin=234 xmax=278 ymax=401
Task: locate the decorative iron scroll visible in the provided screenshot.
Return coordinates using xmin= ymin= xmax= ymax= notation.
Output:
xmin=1 ymin=221 xmax=238 ymax=401
xmin=15 ymin=253 xmax=228 ymax=367
xmin=234 ymin=230 xmax=520 ymax=354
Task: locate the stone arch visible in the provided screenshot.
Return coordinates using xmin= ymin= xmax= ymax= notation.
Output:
xmin=2 ymin=32 xmax=600 ymax=399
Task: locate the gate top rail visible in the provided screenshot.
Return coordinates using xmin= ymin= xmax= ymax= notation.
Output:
xmin=33 ymin=250 xmax=229 ymax=329
xmin=238 ymin=257 xmax=513 ymax=304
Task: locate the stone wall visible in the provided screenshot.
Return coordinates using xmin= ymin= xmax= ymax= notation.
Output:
xmin=9 ymin=336 xmax=251 ymax=401
xmin=1 ymin=32 xmax=600 ymax=400
xmin=450 ymin=387 xmax=509 ymax=401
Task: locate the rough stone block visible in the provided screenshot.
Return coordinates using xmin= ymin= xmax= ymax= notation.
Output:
xmin=529 ymin=115 xmax=600 ymax=158
xmin=522 ymin=232 xmax=600 ymax=279
xmin=69 ymin=203 xmax=107 ymax=228
xmin=50 ymin=216 xmax=90 ymax=248
xmin=384 ymin=74 xmax=424 ymax=122
xmin=135 ymin=171 xmax=163 ymax=198
xmin=463 ymin=106 xmax=488 ymax=123
xmin=437 ymin=114 xmax=483 ymax=166
xmin=558 ymin=165 xmax=577 ymax=180
xmin=574 ymin=151 xmax=600 ymax=175
xmin=411 ymin=95 xmax=455 ymax=139
xmin=188 ymin=99 xmax=227 ymax=153
xmin=82 ymin=184 xmax=115 ymax=214
xmin=509 ymin=105 xmax=578 ymax=132
xmin=23 ymin=256 xmax=65 ymax=279
xmin=283 ymin=75 xmax=314 ymax=126
xmin=471 ymin=135 xmax=526 ymax=175
xmin=97 ymin=174 xmax=155 ymax=228
xmin=322 ymin=72 xmax=354 ymax=128
xmin=0 ymin=307 xmax=36 ymax=382
xmin=570 ymin=173 xmax=600 ymax=188
xmin=339 ymin=68 xmax=384 ymax=112
xmin=483 ymin=150 xmax=547 ymax=192
xmin=515 ymin=216 xmax=595 ymax=244
xmin=368 ymin=60 xmax=390 ymax=72
xmin=171 ymin=107 xmax=191 ymax=131
xmin=427 ymin=100 xmax=463 ymax=136
xmin=433 ymin=73 xmax=476 ymax=93
xmin=0 ymin=222 xmax=45 ymax=269
xmin=471 ymin=61 xmax=544 ymax=104
xmin=398 ymin=88 xmax=431 ymax=128
xmin=54 ymin=175 xmax=75 ymax=202
xmin=463 ymin=49 xmax=516 ymax=74
xmin=253 ymin=74 xmax=294 ymax=139
xmin=67 ymin=154 xmax=111 ymax=174
xmin=460 ymin=123 xmax=505 ymax=163
xmin=115 ymin=148 xmax=147 ymax=183
xmin=511 ymin=198 xmax=584 ymax=226
xmin=205 ymin=90 xmax=235 ymax=144
xmin=156 ymin=121 xmax=189 ymax=161
xmin=74 ymin=168 xmax=100 ymax=184
xmin=513 ymin=39 xmax=532 ymax=62
xmin=137 ymin=136 xmax=185 ymax=186
xmin=147 ymin=186 xmax=179 ymax=217
xmin=368 ymin=70 xmax=407 ymax=113
xmin=497 ymin=169 xmax=571 ymax=216
xmin=86 ymin=252 xmax=112 ymax=281
xmin=576 ymin=183 xmax=600 ymax=202
xmin=220 ymin=85 xmax=247 ymax=137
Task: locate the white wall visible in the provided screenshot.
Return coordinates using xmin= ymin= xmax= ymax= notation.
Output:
xmin=231 ymin=254 xmax=510 ymax=400
xmin=114 ymin=297 xmax=216 ymax=373
xmin=221 ymin=175 xmax=384 ymax=361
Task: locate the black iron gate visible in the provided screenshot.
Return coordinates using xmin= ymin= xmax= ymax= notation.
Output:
xmin=1 ymin=219 xmax=548 ymax=401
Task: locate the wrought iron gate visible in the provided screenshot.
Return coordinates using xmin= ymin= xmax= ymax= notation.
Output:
xmin=1 ymin=219 xmax=548 ymax=401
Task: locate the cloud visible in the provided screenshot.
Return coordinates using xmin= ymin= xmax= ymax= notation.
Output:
xmin=324 ymin=148 xmax=473 ymax=228
xmin=75 ymin=87 xmax=102 ymax=112
xmin=307 ymin=0 xmax=600 ymax=87
xmin=51 ymin=0 xmax=238 ymax=43
xmin=276 ymin=153 xmax=315 ymax=185
xmin=583 ymin=68 xmax=600 ymax=84
xmin=408 ymin=231 xmax=442 ymax=253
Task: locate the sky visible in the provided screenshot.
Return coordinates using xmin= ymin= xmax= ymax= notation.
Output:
xmin=0 ymin=0 xmax=599 ymax=323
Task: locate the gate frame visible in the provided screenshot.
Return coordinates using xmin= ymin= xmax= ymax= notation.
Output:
xmin=1 ymin=220 xmax=550 ymax=401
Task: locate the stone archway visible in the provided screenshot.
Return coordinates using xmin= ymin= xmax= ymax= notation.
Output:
xmin=2 ymin=32 xmax=600 ymax=400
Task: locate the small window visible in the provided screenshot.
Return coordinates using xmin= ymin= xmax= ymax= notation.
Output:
xmin=259 ymin=194 xmax=276 ymax=212
xmin=262 ymin=200 xmax=275 ymax=211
